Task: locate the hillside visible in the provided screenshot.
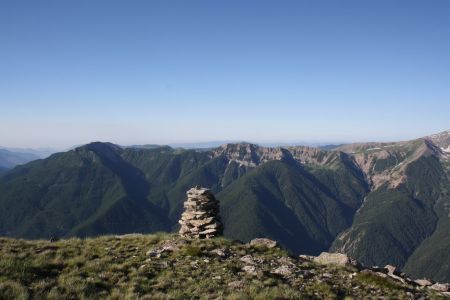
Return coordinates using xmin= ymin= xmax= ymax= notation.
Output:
xmin=0 ymin=131 xmax=450 ymax=282
xmin=0 ymin=234 xmax=448 ymax=299
xmin=331 ymin=133 xmax=450 ymax=281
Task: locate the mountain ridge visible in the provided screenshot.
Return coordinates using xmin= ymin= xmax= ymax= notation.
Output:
xmin=0 ymin=130 xmax=449 ymax=281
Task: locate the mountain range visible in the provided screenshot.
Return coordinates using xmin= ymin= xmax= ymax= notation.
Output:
xmin=0 ymin=149 xmax=41 ymax=171
xmin=0 ymin=130 xmax=449 ymax=281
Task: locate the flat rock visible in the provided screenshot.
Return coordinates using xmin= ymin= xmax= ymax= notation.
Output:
xmin=271 ymin=265 xmax=294 ymax=277
xmin=429 ymin=283 xmax=449 ymax=292
xmin=188 ymin=217 xmax=215 ymax=227
xmin=414 ymin=279 xmax=433 ymax=287
xmin=198 ymin=228 xmax=218 ymax=235
xmin=242 ymin=265 xmax=257 ymax=276
xmin=249 ymin=238 xmax=277 ymax=249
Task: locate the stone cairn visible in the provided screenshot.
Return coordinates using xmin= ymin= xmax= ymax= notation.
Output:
xmin=179 ymin=186 xmax=223 ymax=239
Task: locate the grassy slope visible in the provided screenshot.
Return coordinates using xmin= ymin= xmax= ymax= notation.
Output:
xmin=0 ymin=234 xmax=441 ymax=300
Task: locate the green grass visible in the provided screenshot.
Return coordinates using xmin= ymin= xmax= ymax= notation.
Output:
xmin=0 ymin=234 xmax=440 ymax=299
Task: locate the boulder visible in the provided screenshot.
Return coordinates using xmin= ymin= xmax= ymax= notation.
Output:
xmin=314 ymin=252 xmax=360 ymax=268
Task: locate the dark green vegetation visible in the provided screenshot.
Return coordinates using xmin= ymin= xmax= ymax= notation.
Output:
xmin=1 ymin=131 xmax=450 ymax=282
xmin=0 ymin=234 xmax=443 ymax=299
xmin=0 ymin=142 xmax=367 ymax=256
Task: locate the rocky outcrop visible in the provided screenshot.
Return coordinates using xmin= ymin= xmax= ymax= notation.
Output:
xmin=178 ymin=186 xmax=222 ymax=239
xmin=212 ymin=142 xmax=340 ymax=168
xmin=212 ymin=143 xmax=291 ymax=167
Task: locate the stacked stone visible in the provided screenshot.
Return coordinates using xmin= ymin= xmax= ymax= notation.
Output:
xmin=179 ymin=186 xmax=223 ymax=239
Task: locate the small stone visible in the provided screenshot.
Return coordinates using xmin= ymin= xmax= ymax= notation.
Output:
xmin=210 ymin=247 xmax=230 ymax=258
xmin=299 ymin=254 xmax=315 ymax=261
xmin=240 ymin=255 xmax=256 ymax=265
xmin=146 ymin=239 xmax=187 ymax=257
xmin=375 ymin=272 xmax=388 ymax=278
xmin=271 ymin=265 xmax=294 ymax=277
xmin=146 ymin=249 xmax=161 ymax=258
xmin=228 ymin=280 xmax=245 ymax=289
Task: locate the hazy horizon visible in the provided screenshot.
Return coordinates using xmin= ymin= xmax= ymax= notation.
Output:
xmin=1 ymin=127 xmax=449 ymax=151
xmin=1 ymin=1 xmax=450 ymax=148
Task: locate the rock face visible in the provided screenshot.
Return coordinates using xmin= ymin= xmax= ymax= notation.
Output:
xmin=178 ymin=186 xmax=222 ymax=239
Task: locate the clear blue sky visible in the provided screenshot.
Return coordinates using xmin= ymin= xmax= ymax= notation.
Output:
xmin=1 ymin=0 xmax=449 ymax=148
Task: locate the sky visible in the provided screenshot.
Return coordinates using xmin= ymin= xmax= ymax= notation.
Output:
xmin=1 ymin=0 xmax=450 ymax=149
